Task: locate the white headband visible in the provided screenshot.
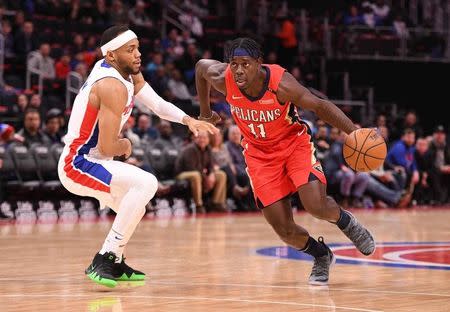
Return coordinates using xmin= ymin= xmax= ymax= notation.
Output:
xmin=101 ymin=30 xmax=138 ymax=56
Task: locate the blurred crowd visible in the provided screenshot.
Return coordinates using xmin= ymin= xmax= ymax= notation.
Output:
xmin=1 ymin=1 xmax=449 ymax=219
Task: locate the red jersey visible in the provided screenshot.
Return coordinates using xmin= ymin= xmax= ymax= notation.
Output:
xmin=225 ymin=64 xmax=306 ymax=153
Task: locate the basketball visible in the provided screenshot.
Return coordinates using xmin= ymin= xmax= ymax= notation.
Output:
xmin=343 ymin=128 xmax=387 ymax=172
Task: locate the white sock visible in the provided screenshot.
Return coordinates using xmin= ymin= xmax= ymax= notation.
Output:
xmin=99 ymin=174 xmax=157 ymax=263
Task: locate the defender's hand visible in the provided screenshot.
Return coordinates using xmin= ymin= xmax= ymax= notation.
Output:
xmin=184 ymin=116 xmax=219 ymax=136
xmin=198 ymin=111 xmax=221 ymax=125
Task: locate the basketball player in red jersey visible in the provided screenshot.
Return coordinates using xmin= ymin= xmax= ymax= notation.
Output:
xmin=195 ymin=38 xmax=375 ymax=285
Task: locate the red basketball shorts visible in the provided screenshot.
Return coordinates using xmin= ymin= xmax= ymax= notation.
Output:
xmin=243 ymin=133 xmax=327 ymax=209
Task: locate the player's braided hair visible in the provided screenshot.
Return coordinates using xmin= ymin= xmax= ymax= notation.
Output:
xmin=100 ymin=25 xmax=130 ymax=46
xmin=224 ymin=37 xmax=263 ymax=62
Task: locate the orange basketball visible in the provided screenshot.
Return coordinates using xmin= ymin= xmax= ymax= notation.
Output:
xmin=343 ymin=128 xmax=387 ymax=172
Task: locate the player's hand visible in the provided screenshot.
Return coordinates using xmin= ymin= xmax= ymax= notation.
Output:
xmin=198 ymin=111 xmax=221 ymax=125
xmin=184 ymin=116 xmax=219 ymax=136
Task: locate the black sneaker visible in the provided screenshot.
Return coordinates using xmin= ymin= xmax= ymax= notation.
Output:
xmin=113 ymin=257 xmax=146 ymax=281
xmin=341 ymin=211 xmax=376 ymax=256
xmin=85 ymin=252 xmax=118 ymax=288
xmin=309 ymin=237 xmax=335 ymax=286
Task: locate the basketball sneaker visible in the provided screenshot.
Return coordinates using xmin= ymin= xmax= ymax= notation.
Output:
xmin=85 ymin=252 xmax=118 ymax=288
xmin=309 ymin=237 xmax=335 ymax=286
xmin=341 ymin=211 xmax=376 ymax=256
xmin=112 ymin=257 xmax=146 ymax=281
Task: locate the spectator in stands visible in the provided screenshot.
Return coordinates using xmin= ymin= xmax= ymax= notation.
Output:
xmin=14 ymin=21 xmax=39 ymax=61
xmin=28 ymin=93 xmax=46 ymax=116
xmin=393 ymin=14 xmax=409 ymax=38
xmin=28 ymin=43 xmax=56 ymax=80
xmin=92 ymin=0 xmax=110 ymax=26
xmin=175 ymin=130 xmax=227 ymax=213
xmin=344 ymin=5 xmax=362 ymax=26
xmin=178 ymin=8 xmax=203 ymax=38
xmin=1 ymin=20 xmax=15 ymax=61
xmin=177 ymin=43 xmax=201 ymax=84
xmin=275 ymin=14 xmax=298 ymax=69
xmin=74 ymin=62 xmax=88 ymax=83
xmin=71 ymin=34 xmax=85 ymax=55
xmin=290 ymin=66 xmax=304 ymax=85
xmin=167 ymin=69 xmax=195 ymax=115
xmin=371 ymin=0 xmax=390 ymax=25
xmin=392 ymin=110 xmax=424 ymax=141
xmin=210 ymin=129 xmax=252 ymax=211
xmin=17 ymin=107 xmax=50 ymax=147
xmin=145 ymin=52 xmax=164 ymax=79
xmin=154 ymin=120 xmax=183 ymax=149
xmin=386 ymin=128 xmax=419 ymax=192
xmin=55 ymin=54 xmax=71 ymax=80
xmin=17 ymin=94 xmax=29 ymax=114
xmin=314 ymin=125 xmax=330 ymax=162
xmin=324 ymin=129 xmax=370 ymax=208
xmin=414 ymin=137 xmax=433 ymax=205
xmin=361 ymin=5 xmax=376 ymax=28
xmin=225 ymin=125 xmax=251 ymax=181
xmin=428 ymin=125 xmax=450 ymax=204
xmin=265 ymin=51 xmax=278 ymax=64
xmin=149 ymin=65 xmax=170 ymax=96
xmin=129 ymin=0 xmax=153 ymax=28
xmin=43 ymin=108 xmax=62 ymax=144
xmin=109 ymin=0 xmax=129 ymax=25
xmin=133 ymin=113 xmax=159 ymax=144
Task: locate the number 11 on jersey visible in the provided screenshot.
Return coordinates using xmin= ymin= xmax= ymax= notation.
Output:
xmin=248 ymin=123 xmax=266 ymax=138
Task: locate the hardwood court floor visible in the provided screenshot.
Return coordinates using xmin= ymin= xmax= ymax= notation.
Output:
xmin=1 ymin=207 xmax=450 ymax=312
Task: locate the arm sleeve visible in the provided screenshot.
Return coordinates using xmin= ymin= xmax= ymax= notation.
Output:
xmin=135 ymin=82 xmax=188 ymax=124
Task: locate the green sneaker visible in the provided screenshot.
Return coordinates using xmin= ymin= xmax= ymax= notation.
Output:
xmin=85 ymin=252 xmax=118 ymax=288
xmin=113 ymin=257 xmax=146 ymax=281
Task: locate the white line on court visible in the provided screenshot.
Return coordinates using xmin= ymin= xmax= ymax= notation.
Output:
xmin=0 ymin=293 xmax=383 ymax=312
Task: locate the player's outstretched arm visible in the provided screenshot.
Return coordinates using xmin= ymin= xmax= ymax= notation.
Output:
xmin=277 ymin=72 xmax=358 ymax=135
xmin=195 ymin=59 xmax=227 ymax=124
xmin=96 ymin=78 xmax=132 ymax=158
xmin=132 ymin=72 xmax=218 ymax=136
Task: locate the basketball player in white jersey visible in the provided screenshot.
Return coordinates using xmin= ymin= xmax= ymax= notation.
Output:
xmin=58 ymin=25 xmax=218 ymax=288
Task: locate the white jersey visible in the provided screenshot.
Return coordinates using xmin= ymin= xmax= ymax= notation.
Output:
xmin=63 ymin=59 xmax=134 ymax=161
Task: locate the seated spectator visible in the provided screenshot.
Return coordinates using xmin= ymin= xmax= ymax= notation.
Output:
xmin=14 ymin=21 xmax=39 ymax=62
xmin=175 ymin=130 xmax=227 ymax=213
xmin=167 ymin=69 xmax=195 ymax=115
xmin=55 ymin=54 xmax=72 ymax=80
xmin=344 ymin=5 xmax=362 ymax=26
xmin=314 ymin=125 xmax=330 ymax=162
xmin=362 ymin=5 xmax=376 ymax=28
xmin=392 ymin=110 xmax=424 ymax=141
xmin=371 ymin=0 xmax=390 ymax=25
xmin=133 ymin=113 xmax=159 ymax=144
xmin=225 ymin=125 xmax=247 ymax=178
xmin=43 ymin=108 xmax=63 ymax=144
xmin=1 ymin=20 xmax=16 ymax=61
xmin=178 ymin=8 xmax=203 ymax=38
xmin=324 ymin=129 xmax=370 ymax=208
xmin=153 ymin=120 xmax=183 ymax=149
xmin=109 ymin=0 xmax=129 ymax=25
xmin=210 ymin=129 xmax=252 ymax=212
xmin=428 ymin=125 xmax=450 ymax=205
xmin=393 ymin=14 xmax=409 ymax=38
xmin=17 ymin=94 xmax=29 ymax=114
xmin=128 ymin=0 xmax=153 ymax=28
xmin=145 ymin=52 xmax=164 ymax=80
xmin=386 ymin=128 xmax=419 ymax=193
xmin=17 ymin=107 xmax=51 ymax=147
xmin=28 ymin=43 xmax=56 ymax=80
xmin=414 ymin=137 xmax=433 ymax=205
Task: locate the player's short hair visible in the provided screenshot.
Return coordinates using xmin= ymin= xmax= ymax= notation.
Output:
xmin=100 ymin=25 xmax=130 ymax=46
xmin=224 ymin=37 xmax=263 ymax=62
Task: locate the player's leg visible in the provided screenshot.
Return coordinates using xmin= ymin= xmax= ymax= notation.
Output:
xmin=284 ymin=132 xmax=376 ymax=256
xmin=262 ymin=197 xmax=334 ymax=285
xmin=176 ymin=171 xmax=205 ymax=213
xmin=297 ymin=179 xmax=375 ymax=256
xmin=84 ymin=159 xmax=158 ymax=286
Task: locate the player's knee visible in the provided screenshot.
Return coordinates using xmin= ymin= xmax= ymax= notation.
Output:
xmin=134 ymin=171 xmax=158 ymax=199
